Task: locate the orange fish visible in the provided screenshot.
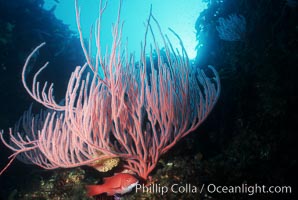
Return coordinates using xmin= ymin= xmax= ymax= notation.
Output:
xmin=86 ymin=173 xmax=139 ymax=196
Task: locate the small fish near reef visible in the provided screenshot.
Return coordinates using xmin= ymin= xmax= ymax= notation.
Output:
xmin=86 ymin=173 xmax=138 ymax=197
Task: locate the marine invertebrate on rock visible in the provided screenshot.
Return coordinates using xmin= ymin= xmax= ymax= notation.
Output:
xmin=1 ymin=0 xmax=220 ymax=181
xmin=216 ymin=14 xmax=246 ymax=41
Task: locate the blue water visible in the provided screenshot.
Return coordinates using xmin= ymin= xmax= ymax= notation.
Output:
xmin=43 ymin=0 xmax=207 ymax=59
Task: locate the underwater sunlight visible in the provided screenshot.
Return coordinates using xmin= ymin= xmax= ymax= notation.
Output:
xmin=43 ymin=0 xmax=207 ymax=59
